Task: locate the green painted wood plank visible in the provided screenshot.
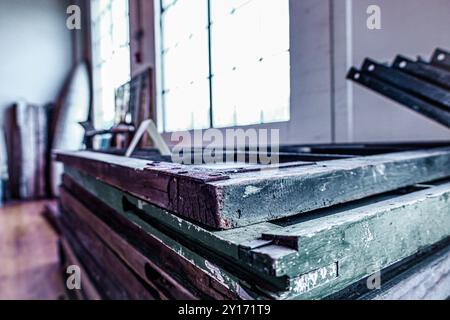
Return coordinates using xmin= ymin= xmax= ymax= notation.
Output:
xmin=57 ymin=148 xmax=450 ymax=228
xmin=61 ymin=170 xmax=287 ymax=297
xmin=63 ymin=166 xmax=450 ymax=300
xmin=63 ymin=166 xmax=278 ymax=258
xmin=214 ymin=148 xmax=450 ymax=227
xmin=250 ymin=182 xmax=450 ymax=298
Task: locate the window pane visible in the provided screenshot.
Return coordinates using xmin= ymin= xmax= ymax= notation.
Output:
xmin=91 ymin=0 xmax=131 ymax=129
xmin=112 ymin=0 xmax=129 ymax=48
xmin=211 ymin=0 xmax=290 ymax=128
xmin=161 ymin=0 xmax=210 ymax=131
xmin=159 ymin=0 xmax=290 ymax=131
xmin=164 ymin=80 xmax=210 ymax=132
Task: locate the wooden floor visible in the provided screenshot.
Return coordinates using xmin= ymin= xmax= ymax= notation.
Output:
xmin=0 ymin=201 xmax=65 ymax=300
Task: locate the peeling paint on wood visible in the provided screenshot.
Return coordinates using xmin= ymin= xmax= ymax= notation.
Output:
xmin=56 ymin=148 xmax=450 ymax=229
xmin=63 ymin=167 xmax=450 ymax=300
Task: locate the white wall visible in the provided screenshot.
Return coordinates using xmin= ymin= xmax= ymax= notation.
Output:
xmin=132 ymin=0 xmax=450 ymax=145
xmin=0 ymin=0 xmax=74 ymax=173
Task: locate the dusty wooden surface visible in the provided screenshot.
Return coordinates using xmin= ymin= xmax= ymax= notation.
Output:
xmin=57 ymin=147 xmax=450 ymax=229
xmin=59 ymin=238 xmax=101 ymax=300
xmin=59 ymin=189 xmax=198 ymax=300
xmin=60 ymin=208 xmax=158 ymax=300
xmin=61 ymin=176 xmax=251 ymax=300
xmin=63 ymin=168 xmax=450 ymax=300
xmin=0 ymin=201 xmax=65 ymax=300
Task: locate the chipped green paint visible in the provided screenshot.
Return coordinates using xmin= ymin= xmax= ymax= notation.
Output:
xmin=62 ymin=173 xmax=263 ymax=299
xmin=64 ymin=166 xmax=450 ymax=300
xmin=213 ymin=148 xmax=450 ymax=227
xmin=57 ymin=148 xmax=450 ymax=228
xmin=292 ymin=262 xmax=338 ymax=294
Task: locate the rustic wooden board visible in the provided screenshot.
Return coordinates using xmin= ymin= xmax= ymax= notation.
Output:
xmin=59 ymin=221 xmax=129 ymax=299
xmin=63 ymin=168 xmax=450 ymax=300
xmin=61 ymin=208 xmax=158 ymax=300
xmin=61 ymin=174 xmax=257 ymax=300
xmin=60 ymin=188 xmax=198 ymax=300
xmin=62 ymin=170 xmax=300 ymax=292
xmin=59 ymin=238 xmax=102 ymax=300
xmin=57 ymin=147 xmax=450 ymax=229
xmin=257 ymin=181 xmax=450 ymax=279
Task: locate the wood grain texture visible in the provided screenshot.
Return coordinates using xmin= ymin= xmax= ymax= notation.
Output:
xmin=60 ymin=221 xmax=130 ymax=299
xmin=57 ymin=147 xmax=450 ymax=229
xmin=59 ymin=188 xmax=197 ymax=300
xmin=63 ymin=167 xmax=450 ymax=300
xmin=59 ymin=238 xmax=102 ymax=300
xmin=61 ymin=175 xmax=250 ymax=300
xmin=60 ymin=207 xmax=158 ymax=300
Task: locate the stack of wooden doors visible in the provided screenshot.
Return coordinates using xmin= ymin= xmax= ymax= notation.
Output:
xmin=52 ymin=142 xmax=450 ymax=300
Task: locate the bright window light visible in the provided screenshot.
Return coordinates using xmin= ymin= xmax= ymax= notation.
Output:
xmin=160 ymin=0 xmax=290 ymax=131
xmin=91 ymin=0 xmax=131 ymax=129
